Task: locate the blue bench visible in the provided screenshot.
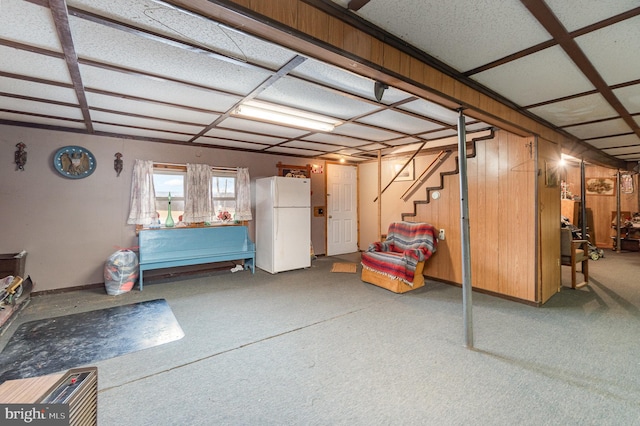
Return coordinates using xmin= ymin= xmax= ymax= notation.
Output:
xmin=138 ymin=226 xmax=255 ymax=290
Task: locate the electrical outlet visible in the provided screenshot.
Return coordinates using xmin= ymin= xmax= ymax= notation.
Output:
xmin=439 ymin=229 xmax=445 ymax=240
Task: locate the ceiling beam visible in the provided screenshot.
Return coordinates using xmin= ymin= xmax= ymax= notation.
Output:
xmin=48 ymin=0 xmax=93 ymax=132
xmin=348 ymin=0 xmax=371 ymax=11
xmin=520 ymin=0 xmax=640 ymax=142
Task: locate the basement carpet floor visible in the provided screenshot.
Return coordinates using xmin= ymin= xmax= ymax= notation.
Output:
xmin=0 ymin=299 xmax=183 ymax=383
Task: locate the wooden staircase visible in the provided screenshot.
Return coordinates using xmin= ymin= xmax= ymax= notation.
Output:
xmin=401 ymin=129 xmax=495 ymax=221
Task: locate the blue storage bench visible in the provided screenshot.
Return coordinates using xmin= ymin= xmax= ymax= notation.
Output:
xmin=138 ymin=226 xmax=255 ymax=290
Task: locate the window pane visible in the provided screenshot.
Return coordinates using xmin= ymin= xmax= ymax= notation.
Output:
xmin=153 ymin=173 xmax=185 ymax=198
xmin=212 ymin=176 xmax=235 ymax=198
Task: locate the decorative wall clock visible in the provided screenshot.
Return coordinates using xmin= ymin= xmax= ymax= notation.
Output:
xmin=53 ymin=146 xmax=96 ymax=179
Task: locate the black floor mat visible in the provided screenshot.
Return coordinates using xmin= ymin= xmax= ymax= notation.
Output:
xmin=0 ymin=299 xmax=184 ymax=383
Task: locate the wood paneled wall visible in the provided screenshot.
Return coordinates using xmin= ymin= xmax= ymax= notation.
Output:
xmin=360 ymin=130 xmax=544 ymax=303
xmin=563 ymin=163 xmax=639 ymax=248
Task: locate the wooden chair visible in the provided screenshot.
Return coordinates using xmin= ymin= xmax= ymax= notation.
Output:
xmin=560 ymin=227 xmax=589 ymax=289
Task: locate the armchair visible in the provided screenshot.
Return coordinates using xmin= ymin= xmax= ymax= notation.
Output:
xmin=560 ymin=227 xmax=589 ymax=289
xmin=361 ymin=222 xmax=437 ymax=293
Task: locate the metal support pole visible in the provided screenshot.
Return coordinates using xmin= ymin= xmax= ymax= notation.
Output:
xmin=457 ymin=109 xmax=473 ymax=349
xmin=616 ymin=169 xmax=621 ymax=253
xmin=580 ymin=161 xmax=587 ymax=242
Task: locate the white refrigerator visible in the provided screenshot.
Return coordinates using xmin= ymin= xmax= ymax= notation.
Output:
xmin=256 ymin=176 xmax=311 ymax=274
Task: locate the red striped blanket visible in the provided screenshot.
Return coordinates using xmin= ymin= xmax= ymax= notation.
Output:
xmin=361 ymin=222 xmax=437 ymax=285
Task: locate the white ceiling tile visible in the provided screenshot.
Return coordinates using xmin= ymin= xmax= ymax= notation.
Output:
xmin=0 ymin=46 xmax=71 ymax=84
xmin=333 ymin=123 xmax=402 ymax=141
xmin=86 ymin=92 xmax=218 ymax=124
xmin=0 ymin=96 xmax=83 ymax=120
xmin=69 ymin=17 xmax=272 ymax=95
xmin=283 ymin=141 xmax=339 ymax=152
xmin=575 ymin=15 xmax=640 ymax=86
xmin=564 ymin=118 xmax=632 ymax=140
xmin=357 ymin=143 xmax=387 ymax=151
xmin=196 ymin=136 xmax=270 ymax=151
xmin=265 ymin=146 xmax=324 ymax=156
xmin=589 ymin=134 xmax=640 ymax=149
xmin=601 ymin=145 xmax=640 ymax=156
xmin=90 ymin=110 xmax=205 ymax=134
xmin=0 ymin=0 xmax=61 ymax=51
xmin=204 ymin=128 xmax=284 ymax=145
xmin=302 ymin=133 xmax=370 ymax=147
xmin=352 ymin=0 xmax=550 ymax=72
xmin=473 ymin=46 xmax=595 ymax=106
xmin=0 ymin=76 xmax=78 ymax=104
xmin=79 ymin=65 xmax=241 ymax=112
xmin=528 ymin=93 xmax=617 ymax=127
xmin=68 ymin=0 xmax=297 ymax=70
xmin=419 ymin=129 xmax=458 ymax=140
xmin=357 ymin=110 xmax=444 ymax=134
xmin=0 ymin=111 xmax=85 ymax=129
xmin=546 ymin=0 xmax=640 ymax=32
xmin=613 ymin=84 xmax=640 ymax=114
xmin=258 ymin=76 xmax=379 ymax=120
xmin=218 ymin=117 xmax=310 ymax=138
xmin=92 ymin=123 xmax=192 ymax=141
xmin=383 ymin=137 xmax=421 ymax=146
xmin=398 ymin=99 xmax=460 ymax=125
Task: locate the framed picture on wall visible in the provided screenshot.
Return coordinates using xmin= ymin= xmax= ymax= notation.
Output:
xmin=545 ymin=161 xmax=559 ymax=187
xmin=393 ymin=159 xmax=415 ymax=182
xmin=585 ymin=177 xmax=616 ymax=196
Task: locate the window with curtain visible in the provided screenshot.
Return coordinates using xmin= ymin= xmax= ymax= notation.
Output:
xmin=129 ymin=162 xmax=251 ymax=228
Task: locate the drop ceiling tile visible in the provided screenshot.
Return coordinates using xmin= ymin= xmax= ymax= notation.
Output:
xmin=333 ymin=123 xmax=402 ymax=141
xmin=350 ymin=0 xmax=550 ymax=72
xmin=473 ymin=46 xmax=594 ymax=106
xmin=291 ymin=58 xmax=410 ymax=104
xmin=575 ymin=15 xmax=640 ymax=86
xmin=0 ymin=111 xmax=85 ymax=129
xmin=257 ymin=76 xmax=379 ymax=120
xmin=196 ymin=136 xmax=270 ymax=151
xmin=68 ymin=0 xmax=297 ymax=70
xmin=0 ymin=0 xmax=61 ymax=51
xmin=204 ymin=128 xmax=284 ymax=145
xmin=69 ymin=17 xmax=272 ymax=95
xmin=601 ymin=145 xmax=640 ymax=156
xmin=0 ymin=46 xmax=71 ymax=84
xmin=383 ymin=137 xmax=421 ymax=146
xmin=588 ymin=134 xmax=640 ymax=149
xmin=0 ymin=76 xmax=78 ymax=104
xmin=0 ymin=96 xmax=83 ymax=120
xmin=85 ymin=92 xmax=218 ymax=124
xmin=613 ymin=84 xmax=640 ymax=114
xmin=218 ymin=117 xmax=310 ymax=138
xmin=398 ymin=99 xmax=460 ymax=125
xmin=564 ymin=118 xmax=632 ymax=140
xmin=265 ymin=146 xmax=324 ymax=156
xmin=528 ymin=93 xmax=617 ymax=127
xmin=90 ymin=111 xmax=205 ymax=134
xmin=546 ymin=0 xmax=640 ymax=32
xmin=92 ymin=123 xmax=192 ymax=141
xmin=616 ymin=153 xmax=640 ymax=160
xmin=357 ymin=110 xmax=444 ymax=134
xmin=357 ymin=143 xmax=388 ymax=151
xmin=465 ymin=122 xmax=492 ymax=131
xmin=418 ymin=129 xmax=458 ymax=140
xmin=283 ymin=141 xmax=340 ymax=152
xmin=302 ymin=133 xmax=370 ymax=147
xmin=79 ymin=65 xmax=241 ymax=112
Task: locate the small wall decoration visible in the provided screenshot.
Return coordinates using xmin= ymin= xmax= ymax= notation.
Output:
xmin=545 ymin=160 xmax=559 ymax=187
xmin=277 ymin=162 xmax=311 ymax=178
xmin=311 ymin=164 xmax=323 ymax=174
xmin=114 ymin=152 xmax=123 ymax=177
xmin=53 ymin=146 xmax=96 ymax=179
xmin=585 ymin=177 xmax=616 ymax=196
xmin=14 ymin=142 xmax=27 ymax=171
xmin=393 ymin=159 xmax=414 ymax=182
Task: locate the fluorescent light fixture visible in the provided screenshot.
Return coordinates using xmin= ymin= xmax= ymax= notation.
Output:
xmin=233 ymin=100 xmax=341 ymax=132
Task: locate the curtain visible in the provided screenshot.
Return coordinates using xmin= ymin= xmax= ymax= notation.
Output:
xmin=127 ymin=159 xmax=157 ymax=225
xmin=235 ymin=167 xmax=252 ymax=221
xmin=184 ymin=163 xmax=213 ymax=223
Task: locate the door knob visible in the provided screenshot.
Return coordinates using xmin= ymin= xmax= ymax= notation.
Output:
xmin=329 ymin=215 xmax=333 ymax=218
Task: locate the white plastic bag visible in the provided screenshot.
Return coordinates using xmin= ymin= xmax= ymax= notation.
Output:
xmin=104 ymin=250 xmax=139 ymax=295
